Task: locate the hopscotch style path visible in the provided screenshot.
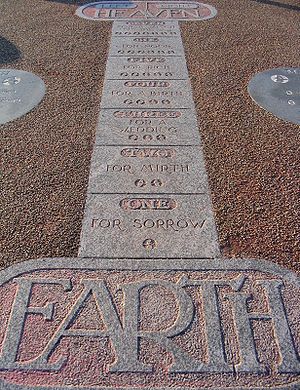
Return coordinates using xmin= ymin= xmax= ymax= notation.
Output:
xmin=79 ymin=20 xmax=220 ymax=258
xmin=0 ymin=4 xmax=299 ymax=390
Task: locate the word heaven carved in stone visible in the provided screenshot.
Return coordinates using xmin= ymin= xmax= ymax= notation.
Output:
xmin=0 ymin=258 xmax=299 ymax=389
xmin=76 ymin=1 xmax=217 ymax=21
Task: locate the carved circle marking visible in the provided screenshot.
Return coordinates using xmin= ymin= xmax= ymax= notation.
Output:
xmin=0 ymin=69 xmax=46 ymax=125
xmin=248 ymin=67 xmax=300 ymax=125
xmin=76 ymin=1 xmax=217 ymax=21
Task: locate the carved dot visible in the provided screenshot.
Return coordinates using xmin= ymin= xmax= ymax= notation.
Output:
xmin=135 ymin=179 xmax=146 ymax=187
xmin=151 ymin=179 xmax=163 ymax=187
xmin=143 ymin=239 xmax=157 ymax=250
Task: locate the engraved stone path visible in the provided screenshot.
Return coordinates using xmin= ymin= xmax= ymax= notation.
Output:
xmin=0 ymin=1 xmax=300 ymax=389
xmin=79 ymin=20 xmax=220 ymax=259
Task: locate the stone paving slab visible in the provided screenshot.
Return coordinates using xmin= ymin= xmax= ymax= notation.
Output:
xmin=95 ymin=108 xmax=201 ymax=146
xmin=79 ymin=18 xmax=220 ymax=264
xmin=0 ymin=257 xmax=299 ymax=389
xmin=79 ymin=193 xmax=219 ymax=258
xmin=100 ymin=79 xmax=195 ymax=109
xmin=105 ymin=55 xmax=189 ymax=80
xmin=87 ymin=145 xmax=209 ymax=194
xmin=109 ymin=35 xmax=185 ymax=57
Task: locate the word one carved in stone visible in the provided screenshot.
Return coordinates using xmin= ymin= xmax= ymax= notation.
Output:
xmin=0 ymin=69 xmax=45 ymax=125
xmin=76 ymin=1 xmax=217 ymax=21
xmin=0 ymin=258 xmax=299 ymax=389
xmin=248 ymin=67 xmax=300 ymax=125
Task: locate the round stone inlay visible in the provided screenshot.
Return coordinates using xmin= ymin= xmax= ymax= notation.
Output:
xmin=248 ymin=67 xmax=300 ymax=125
xmin=76 ymin=1 xmax=217 ymax=21
xmin=0 ymin=69 xmax=45 ymax=125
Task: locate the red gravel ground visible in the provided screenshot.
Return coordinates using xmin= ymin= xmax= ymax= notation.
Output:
xmin=181 ymin=0 xmax=300 ymax=272
xmin=0 ymin=0 xmax=111 ymax=267
xmin=1 ymin=0 xmax=299 ymax=273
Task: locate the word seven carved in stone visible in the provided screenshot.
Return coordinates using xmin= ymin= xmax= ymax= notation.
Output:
xmin=120 ymin=147 xmax=176 ymax=158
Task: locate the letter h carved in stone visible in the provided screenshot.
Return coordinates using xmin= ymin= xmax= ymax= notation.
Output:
xmin=226 ymin=278 xmax=300 ymax=373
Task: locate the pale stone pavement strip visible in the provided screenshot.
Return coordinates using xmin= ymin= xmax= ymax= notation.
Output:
xmin=79 ymin=20 xmax=219 ymax=258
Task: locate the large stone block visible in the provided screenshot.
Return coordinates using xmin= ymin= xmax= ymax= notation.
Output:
xmin=79 ymin=193 xmax=219 ymax=258
xmin=100 ymin=79 xmax=195 ymax=109
xmin=105 ymin=55 xmax=189 ymax=80
xmin=87 ymin=145 xmax=209 ymax=194
xmin=0 ymin=258 xmax=299 ymax=388
xmin=95 ymin=108 xmax=201 ymax=146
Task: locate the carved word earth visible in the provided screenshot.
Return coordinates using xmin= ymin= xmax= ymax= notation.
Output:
xmin=0 ymin=259 xmax=299 ymax=389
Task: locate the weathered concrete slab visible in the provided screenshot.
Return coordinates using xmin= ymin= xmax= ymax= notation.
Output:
xmin=100 ymin=79 xmax=194 ymax=109
xmin=112 ymin=20 xmax=181 ymax=36
xmin=109 ymin=36 xmax=185 ymax=57
xmin=79 ymin=194 xmax=219 ymax=258
xmin=95 ymin=108 xmax=201 ymax=146
xmin=105 ymin=55 xmax=189 ymax=80
xmin=87 ymin=145 xmax=209 ymax=194
xmin=0 ymin=257 xmax=299 ymax=389
xmin=0 ymin=69 xmax=45 ymax=124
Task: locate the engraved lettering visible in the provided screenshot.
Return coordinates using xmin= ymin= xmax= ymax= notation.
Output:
xmin=121 ymin=148 xmax=175 ymax=158
xmin=0 ymin=278 xmax=72 ymax=370
xmin=227 ymin=278 xmax=300 ymax=373
xmin=8 ymin=279 xmax=147 ymax=372
xmin=91 ymin=219 xmax=124 ymax=231
xmin=0 ymin=268 xmax=299 ymax=379
xmin=133 ymin=37 xmax=159 ymax=42
xmin=120 ymin=198 xmax=177 ymax=210
xmin=132 ymin=218 xmax=205 ymax=230
xmin=127 ymin=57 xmax=166 ymax=63
xmin=124 ymin=81 xmax=170 ymax=88
xmin=79 ymin=2 xmax=215 ymax=21
xmin=141 ymin=164 xmax=189 ymax=173
xmin=107 ymin=164 xmax=134 ymax=174
xmin=114 ymin=110 xmax=181 ymax=118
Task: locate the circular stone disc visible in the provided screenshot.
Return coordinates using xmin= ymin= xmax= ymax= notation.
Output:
xmin=76 ymin=1 xmax=217 ymax=21
xmin=0 ymin=69 xmax=45 ymax=125
xmin=248 ymin=67 xmax=300 ymax=125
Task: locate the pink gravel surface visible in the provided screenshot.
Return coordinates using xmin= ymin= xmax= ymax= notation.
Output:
xmin=0 ymin=0 xmax=299 ymax=274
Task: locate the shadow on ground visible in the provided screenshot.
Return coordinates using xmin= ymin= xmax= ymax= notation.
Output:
xmin=251 ymin=0 xmax=300 ymax=11
xmin=0 ymin=37 xmax=21 ymax=64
